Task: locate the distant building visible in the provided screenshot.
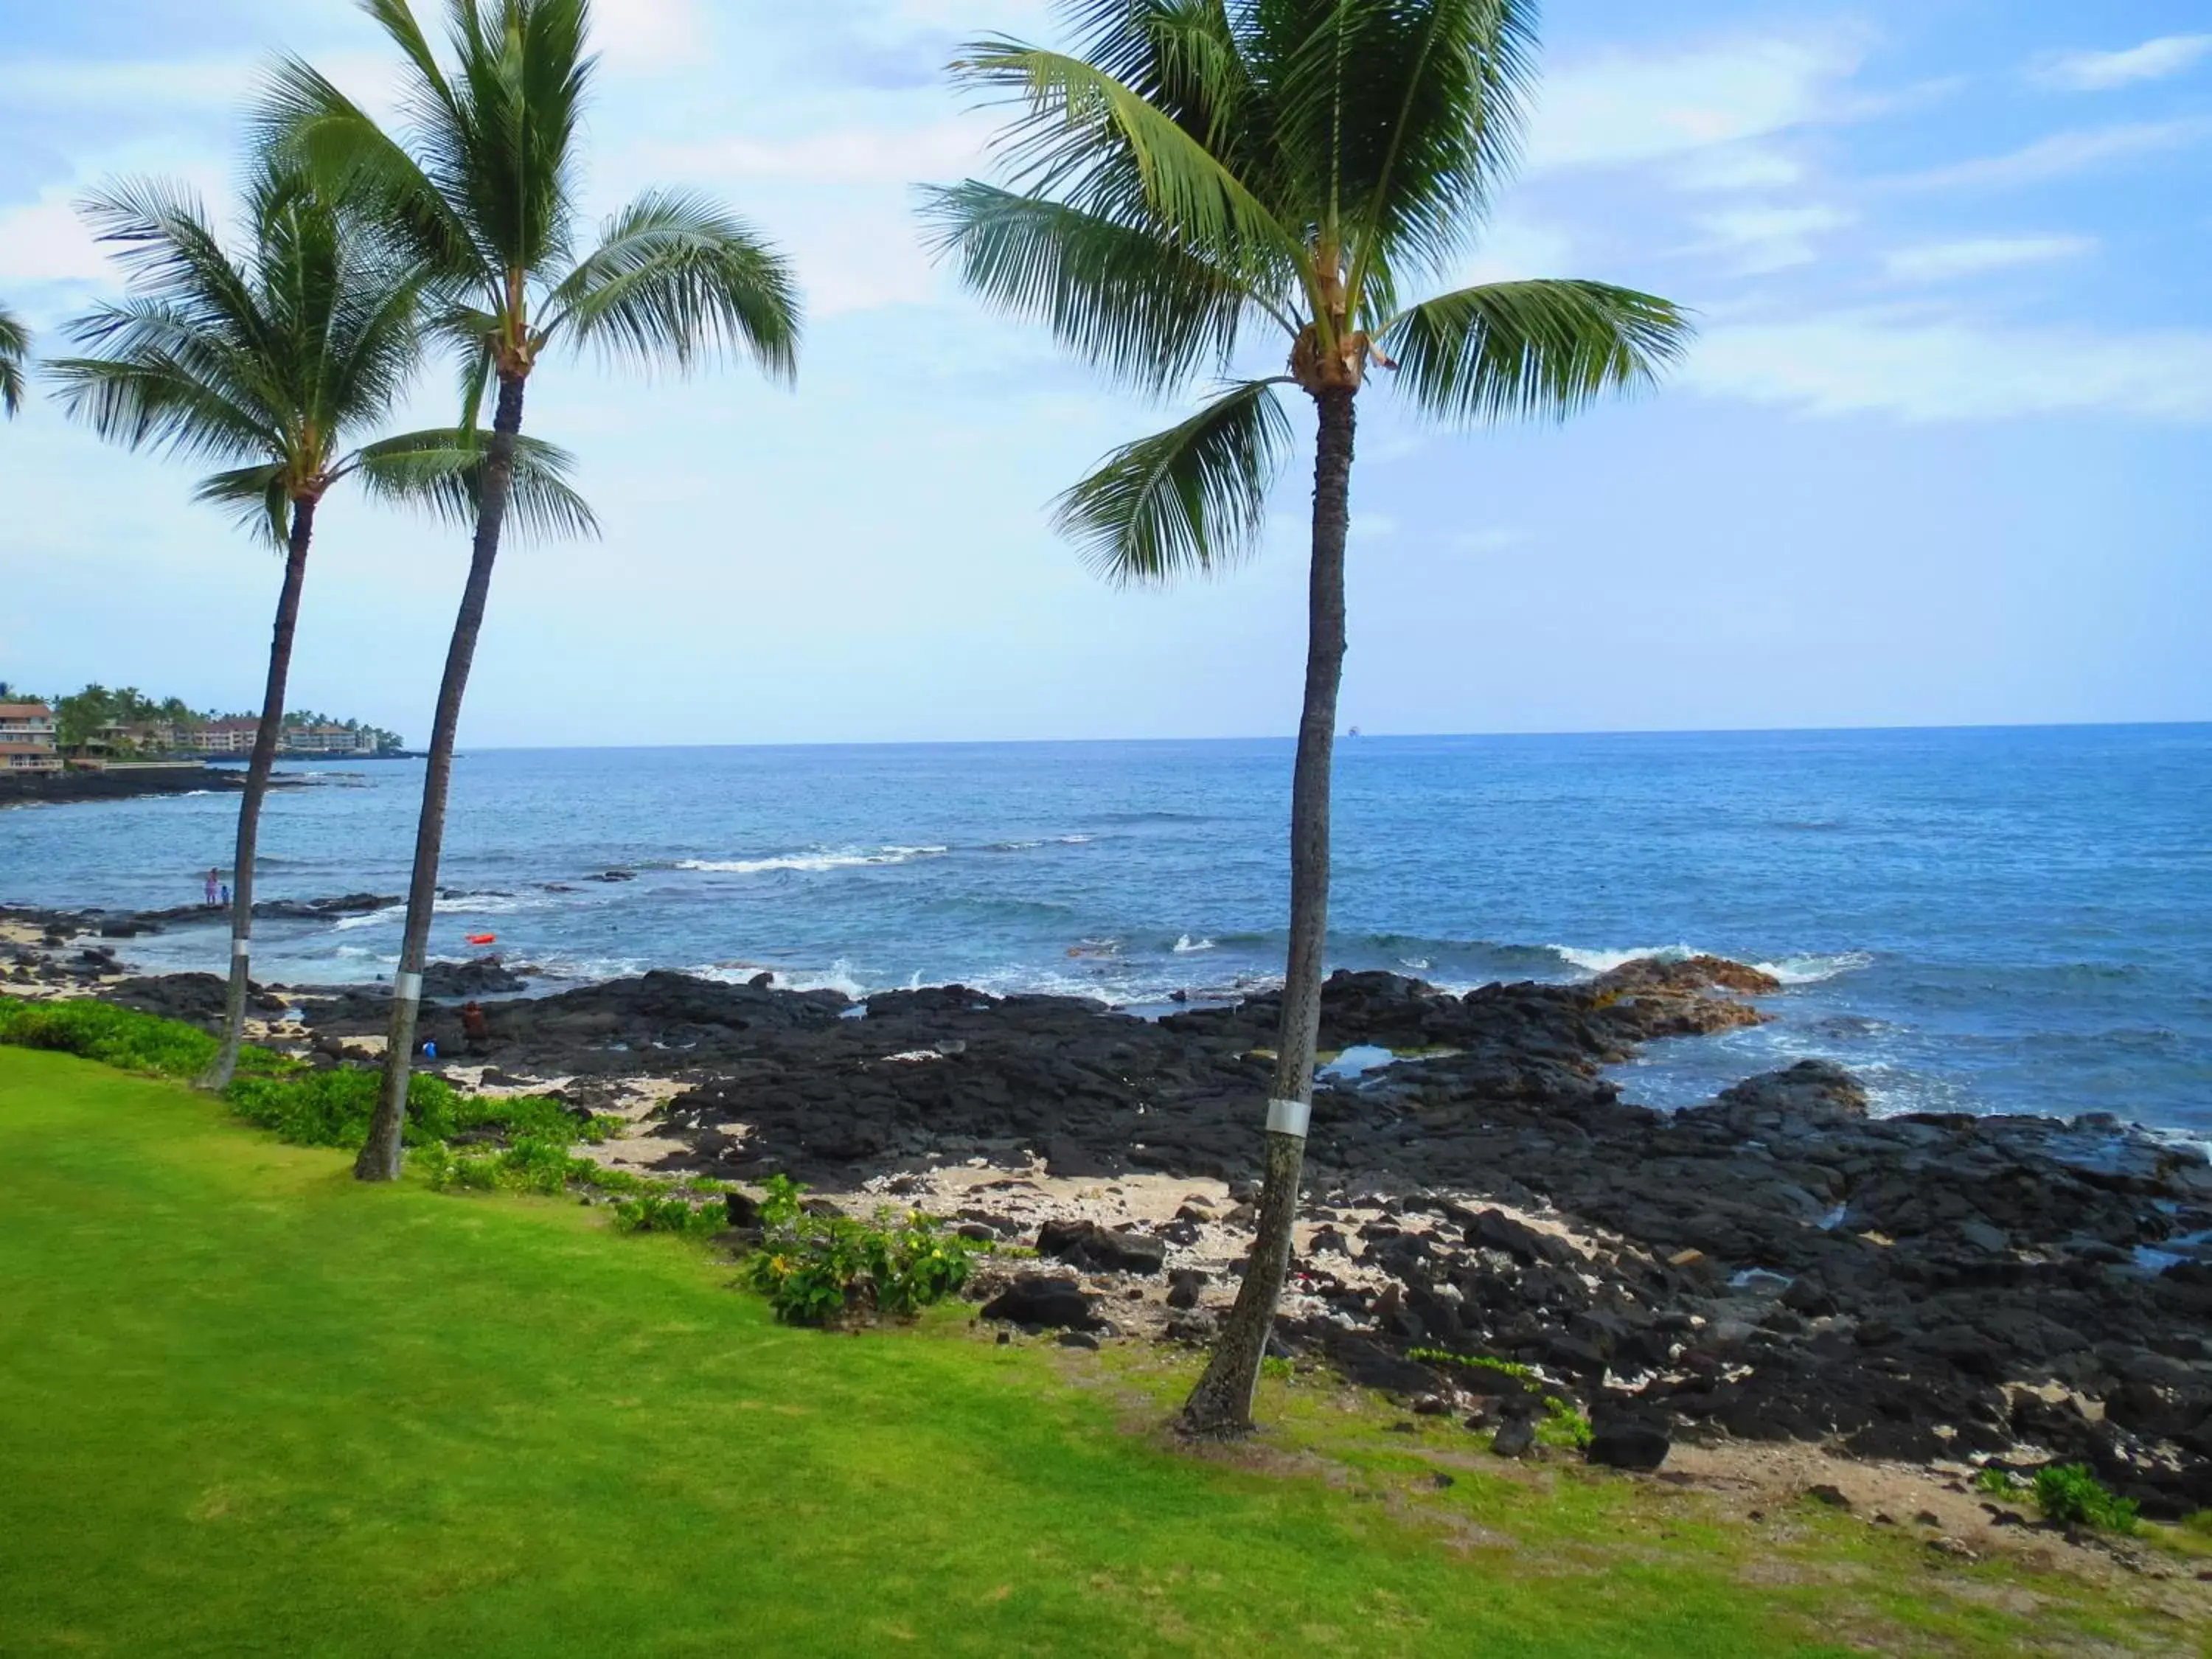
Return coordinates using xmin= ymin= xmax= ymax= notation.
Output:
xmin=280 ymin=723 xmax=379 ymax=756
xmin=0 ymin=702 xmax=60 ymax=772
xmin=189 ymin=718 xmax=261 ymax=755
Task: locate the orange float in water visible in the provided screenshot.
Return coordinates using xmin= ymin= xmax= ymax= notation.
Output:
xmin=465 ymin=933 xmax=497 ymax=946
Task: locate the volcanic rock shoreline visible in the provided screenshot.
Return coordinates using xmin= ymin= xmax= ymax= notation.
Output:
xmin=7 ymin=908 xmax=2211 ymax=1515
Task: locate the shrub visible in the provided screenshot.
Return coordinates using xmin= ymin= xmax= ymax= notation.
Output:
xmin=737 ymin=1176 xmax=986 ymax=1326
xmin=0 ymin=997 xmax=285 ymax=1082
xmin=1409 ymin=1347 xmax=1534 ymax=1380
xmin=2031 ymin=1464 xmax=2139 ymax=1534
xmin=223 ymin=1067 xmax=460 ymax=1149
xmin=1535 ymin=1396 xmax=1593 ymax=1451
xmin=611 ymin=1193 xmax=724 ymax=1237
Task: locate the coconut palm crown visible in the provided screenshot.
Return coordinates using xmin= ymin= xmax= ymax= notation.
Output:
xmin=925 ymin=0 xmax=1693 ymax=1436
xmin=256 ymin=0 xmax=802 ymax=1182
xmin=0 ymin=302 xmax=28 ymax=416
xmin=49 ymin=162 xmax=595 ymax=1093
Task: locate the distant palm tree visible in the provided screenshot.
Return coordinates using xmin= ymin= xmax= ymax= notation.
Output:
xmin=0 ymin=302 xmax=27 ymax=416
xmin=50 ymin=164 xmax=594 ymax=1092
xmin=927 ymin=0 xmax=1692 ymax=1436
xmin=260 ymin=0 xmax=801 ymax=1181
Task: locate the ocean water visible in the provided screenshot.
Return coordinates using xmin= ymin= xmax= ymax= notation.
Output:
xmin=3 ymin=726 xmax=2208 ymax=1138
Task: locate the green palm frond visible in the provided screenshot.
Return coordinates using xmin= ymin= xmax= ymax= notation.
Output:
xmin=258 ymin=52 xmax=492 ymax=293
xmin=345 ymin=428 xmax=598 ymax=541
xmin=0 ymin=302 xmax=30 ymax=417
xmin=919 ymin=181 xmax=1260 ymax=392
xmin=950 ymin=40 xmax=1304 ymax=286
xmin=542 ymin=190 xmax=799 ymax=378
xmin=192 ymin=462 xmax=293 ymax=547
xmin=55 ymin=156 xmax=437 ymax=529
xmin=1379 ymin=279 xmax=1694 ymax=425
xmin=1053 ymin=378 xmax=1293 ymax=585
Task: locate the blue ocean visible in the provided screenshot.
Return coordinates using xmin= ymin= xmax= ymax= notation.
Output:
xmin=4 ymin=726 xmax=2208 ymax=1138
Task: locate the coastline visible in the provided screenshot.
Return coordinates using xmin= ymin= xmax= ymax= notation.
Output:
xmin=7 ymin=900 xmax=2210 ymax=1526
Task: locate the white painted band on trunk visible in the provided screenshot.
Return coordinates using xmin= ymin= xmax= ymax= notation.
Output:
xmin=232 ymin=937 xmax=252 ymax=958
xmin=1265 ymin=1097 xmax=1311 ymax=1138
xmin=395 ymin=972 xmax=423 ymax=1002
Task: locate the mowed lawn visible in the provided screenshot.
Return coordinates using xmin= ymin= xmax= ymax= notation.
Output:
xmin=0 ymin=1049 xmax=2174 ymax=1658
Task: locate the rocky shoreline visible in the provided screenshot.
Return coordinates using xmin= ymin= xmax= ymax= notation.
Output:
xmin=7 ymin=902 xmax=2210 ymax=1519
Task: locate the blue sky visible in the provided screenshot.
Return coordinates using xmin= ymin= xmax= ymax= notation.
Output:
xmin=1 ymin=0 xmax=2206 ymax=745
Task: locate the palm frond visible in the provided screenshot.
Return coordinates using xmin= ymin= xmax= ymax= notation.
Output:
xmin=0 ymin=303 xmax=27 ymax=417
xmin=257 ymin=52 xmax=491 ymax=291
xmin=1052 ymin=377 xmax=1293 ymax=585
xmin=919 ymin=180 xmax=1260 ymax=392
xmin=951 ymin=40 xmax=1304 ymax=287
xmin=1262 ymin=0 xmax=1537 ymax=293
xmin=1379 ymin=279 xmax=1694 ymax=425
xmin=46 ymin=330 xmax=285 ymax=463
xmin=192 ymin=462 xmax=293 ymax=547
xmin=344 ymin=427 xmax=598 ymax=540
xmin=541 ymin=189 xmax=799 ymax=378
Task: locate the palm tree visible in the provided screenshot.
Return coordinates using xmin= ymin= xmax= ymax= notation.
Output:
xmin=259 ymin=0 xmax=801 ymax=1182
xmin=926 ymin=0 xmax=1692 ymax=1436
xmin=0 ymin=302 xmax=27 ymax=416
xmin=49 ymin=164 xmax=595 ymax=1093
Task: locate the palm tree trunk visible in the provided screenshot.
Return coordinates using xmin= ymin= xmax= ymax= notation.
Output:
xmin=198 ymin=496 xmax=316 ymax=1092
xmin=1181 ymin=384 xmax=1354 ymax=1438
xmin=356 ymin=373 xmax=526 ymax=1181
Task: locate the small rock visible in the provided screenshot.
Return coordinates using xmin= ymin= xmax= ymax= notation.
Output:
xmin=1035 ymin=1218 xmax=1166 ymax=1276
xmin=1491 ymin=1419 xmax=1536 ymax=1458
xmin=1587 ymin=1423 xmax=1671 ymax=1472
xmin=980 ymin=1274 xmax=1102 ymax=1332
xmin=1914 ymin=1510 xmax=1941 ymax=1527
xmin=1806 ymin=1484 xmax=1852 ymax=1510
xmin=1057 ymin=1330 xmax=1100 ymax=1350
xmin=1166 ymin=1267 xmax=1207 ymax=1310
xmin=1429 ymin=1472 xmax=1455 ymax=1489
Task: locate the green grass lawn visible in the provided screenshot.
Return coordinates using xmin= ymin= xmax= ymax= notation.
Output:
xmin=0 ymin=1048 xmax=2191 ymax=1657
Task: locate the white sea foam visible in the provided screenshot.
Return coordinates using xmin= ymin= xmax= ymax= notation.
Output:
xmin=1057 ymin=834 xmax=1093 ymax=844
xmin=1172 ymin=933 xmax=1216 ymax=954
xmin=693 ymin=959 xmax=872 ymax=1000
xmin=1752 ymin=951 xmax=1874 ymax=986
xmin=1550 ymin=942 xmax=1697 ymax=975
xmin=677 ymin=845 xmax=947 ymax=875
xmin=332 ymin=905 xmax=405 ymax=931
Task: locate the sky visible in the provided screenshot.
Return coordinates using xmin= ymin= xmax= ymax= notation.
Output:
xmin=0 ymin=0 xmax=2206 ymax=747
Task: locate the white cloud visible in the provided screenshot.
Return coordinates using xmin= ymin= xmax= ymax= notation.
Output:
xmin=638 ymin=118 xmax=990 ymax=185
xmin=1685 ymin=311 xmax=2212 ymax=422
xmin=1694 ymin=204 xmax=1855 ymax=274
xmin=1669 ymin=144 xmax=1807 ymax=193
xmin=1901 ymin=118 xmax=2212 ymax=189
xmin=2031 ymin=34 xmax=2212 ymax=91
xmin=1524 ymin=31 xmax=1865 ymax=173
xmin=1458 ymin=215 xmax=1576 ymax=285
xmin=592 ymin=0 xmax=706 ymax=70
xmin=0 ymin=196 xmax=109 ymax=284
xmin=1882 ymin=235 xmax=2096 ymax=283
xmin=0 ymin=56 xmax=254 ymax=110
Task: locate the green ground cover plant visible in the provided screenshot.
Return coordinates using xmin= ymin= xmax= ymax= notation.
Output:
xmin=2 ymin=1046 xmax=2195 ymax=1656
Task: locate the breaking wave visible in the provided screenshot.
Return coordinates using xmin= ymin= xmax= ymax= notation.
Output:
xmin=677 ymin=845 xmax=947 ymax=875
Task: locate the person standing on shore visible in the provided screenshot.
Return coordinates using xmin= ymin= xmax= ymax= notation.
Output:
xmin=204 ymin=868 xmax=220 ymax=906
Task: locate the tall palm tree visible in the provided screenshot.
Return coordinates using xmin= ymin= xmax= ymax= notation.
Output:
xmin=49 ymin=164 xmax=595 ymax=1092
xmin=259 ymin=0 xmax=801 ymax=1182
xmin=0 ymin=302 xmax=27 ymax=415
xmin=927 ymin=0 xmax=1692 ymax=1436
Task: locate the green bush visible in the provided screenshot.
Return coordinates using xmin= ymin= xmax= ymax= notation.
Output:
xmin=611 ymin=1193 xmax=724 ymax=1237
xmin=223 ymin=1067 xmax=461 ymax=1149
xmin=0 ymin=997 xmax=285 ymax=1082
xmin=2031 ymin=1464 xmax=2139 ymax=1534
xmin=1409 ymin=1347 xmax=1534 ymax=1380
xmin=737 ymin=1176 xmax=986 ymax=1326
xmin=1535 ymin=1396 xmax=1593 ymax=1451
